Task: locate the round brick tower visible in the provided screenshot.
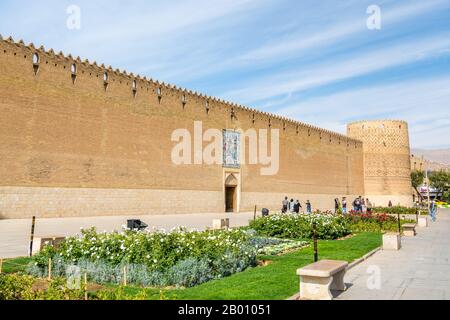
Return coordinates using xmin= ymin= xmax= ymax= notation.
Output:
xmin=347 ymin=120 xmax=413 ymax=207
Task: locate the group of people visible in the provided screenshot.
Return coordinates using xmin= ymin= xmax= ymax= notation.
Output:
xmin=335 ymin=196 xmax=373 ymax=214
xmin=281 ymin=197 xmax=312 ymax=214
xmin=281 ymin=195 xmax=440 ymax=221
xmin=281 ymin=196 xmax=374 ymax=215
xmin=350 ymin=196 xmax=372 ymax=213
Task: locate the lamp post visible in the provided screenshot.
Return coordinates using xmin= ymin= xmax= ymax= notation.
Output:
xmin=425 ymin=163 xmax=431 ymax=215
xmin=312 ymin=222 xmax=318 ymax=262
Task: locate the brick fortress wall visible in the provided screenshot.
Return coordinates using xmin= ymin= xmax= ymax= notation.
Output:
xmin=0 ymin=36 xmax=366 ymax=218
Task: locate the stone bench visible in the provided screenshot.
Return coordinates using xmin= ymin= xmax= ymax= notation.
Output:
xmin=383 ymin=233 xmax=401 ymax=250
xmin=212 ymin=218 xmax=230 ymax=230
xmin=417 ymin=216 xmax=428 ymax=227
xmin=402 ymin=223 xmax=416 ymax=237
xmin=31 ymin=236 xmax=66 ymax=256
xmin=296 ymin=259 xmax=348 ymax=300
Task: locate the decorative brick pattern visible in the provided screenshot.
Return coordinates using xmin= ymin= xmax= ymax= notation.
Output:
xmin=347 ymin=120 xmax=413 ymax=206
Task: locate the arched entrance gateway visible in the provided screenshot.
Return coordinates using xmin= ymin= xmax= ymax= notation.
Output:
xmin=224 ymin=173 xmax=239 ymax=212
xmin=222 ymin=130 xmax=241 ymax=213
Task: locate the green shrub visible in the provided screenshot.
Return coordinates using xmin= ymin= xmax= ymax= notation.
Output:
xmin=0 ymin=274 xmax=84 ymax=300
xmin=248 ymin=213 xmax=350 ymax=240
xmin=168 ymin=258 xmax=213 ymax=288
xmin=0 ymin=274 xmax=35 ymax=300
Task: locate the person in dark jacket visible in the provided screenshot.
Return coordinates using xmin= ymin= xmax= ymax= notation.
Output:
xmin=306 ymin=200 xmax=312 ymax=214
xmin=282 ymin=196 xmax=289 ymax=213
xmin=294 ymin=200 xmax=301 ymax=214
xmin=334 ymin=198 xmax=340 ymax=213
xmin=289 ymin=199 xmax=295 ymax=213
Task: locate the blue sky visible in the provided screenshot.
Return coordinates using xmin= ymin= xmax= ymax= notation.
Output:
xmin=1 ymin=0 xmax=449 ymax=149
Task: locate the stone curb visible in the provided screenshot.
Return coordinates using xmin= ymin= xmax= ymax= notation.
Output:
xmin=347 ymin=246 xmax=381 ymax=270
xmin=286 ymin=246 xmax=382 ymax=300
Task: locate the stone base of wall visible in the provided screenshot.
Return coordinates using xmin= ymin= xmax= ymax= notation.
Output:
xmin=365 ymin=194 xmax=414 ymax=208
xmin=0 ymin=186 xmax=224 ymax=219
xmin=0 ymin=186 xmax=414 ymax=219
xmin=1 ymin=186 xmax=363 ymax=219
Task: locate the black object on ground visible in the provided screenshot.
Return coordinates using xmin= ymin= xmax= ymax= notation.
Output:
xmin=127 ymin=219 xmax=148 ymax=231
xmin=261 ymin=208 xmax=269 ymax=217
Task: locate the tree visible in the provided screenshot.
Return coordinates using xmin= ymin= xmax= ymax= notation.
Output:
xmin=429 ymin=170 xmax=450 ymax=200
xmin=411 ymin=170 xmax=425 ymax=201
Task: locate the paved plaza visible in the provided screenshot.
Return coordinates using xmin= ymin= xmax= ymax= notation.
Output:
xmin=0 ymin=211 xmax=254 ymax=258
xmin=336 ymin=209 xmax=450 ymax=300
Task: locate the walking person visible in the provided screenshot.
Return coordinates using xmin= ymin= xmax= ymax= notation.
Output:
xmin=289 ymin=198 xmax=295 ymax=213
xmin=294 ymin=200 xmax=301 ymax=214
xmin=366 ymin=198 xmax=373 ymax=214
xmin=334 ymin=198 xmax=340 ymax=214
xmin=282 ymin=196 xmax=289 ymax=213
xmin=353 ymin=197 xmax=361 ymax=212
xmin=361 ymin=198 xmax=367 ymax=213
xmin=430 ymin=199 xmax=437 ymax=222
xmin=342 ymin=197 xmax=347 ymax=214
xmin=306 ymin=200 xmax=312 ymax=214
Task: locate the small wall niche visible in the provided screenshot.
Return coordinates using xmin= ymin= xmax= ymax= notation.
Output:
xmin=71 ymin=63 xmax=77 ymax=84
xmin=157 ymin=87 xmax=162 ymax=104
xmin=132 ymin=80 xmax=137 ymax=98
xmin=103 ymin=72 xmax=109 ymax=91
xmin=32 ymin=52 xmax=40 ymax=75
xmin=181 ymin=94 xmax=187 ymax=108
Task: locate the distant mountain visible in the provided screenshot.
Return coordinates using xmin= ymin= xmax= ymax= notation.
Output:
xmin=411 ymin=148 xmax=450 ymax=166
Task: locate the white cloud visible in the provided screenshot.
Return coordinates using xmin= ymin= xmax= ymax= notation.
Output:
xmin=236 ymin=0 xmax=448 ymax=63
xmin=274 ymin=77 xmax=450 ymax=148
xmin=160 ymin=0 xmax=450 ymax=83
xmin=222 ymin=33 xmax=450 ymax=104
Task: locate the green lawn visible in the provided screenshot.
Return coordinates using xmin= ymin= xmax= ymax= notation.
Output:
xmin=118 ymin=232 xmax=381 ymax=300
xmin=3 ymin=232 xmax=381 ymax=300
xmin=1 ymin=256 xmax=31 ymax=274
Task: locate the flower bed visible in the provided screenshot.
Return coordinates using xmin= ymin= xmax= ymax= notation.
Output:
xmin=343 ymin=212 xmax=414 ymax=232
xmin=248 ymin=213 xmax=351 ymax=240
xmin=372 ymin=206 xmax=417 ymax=215
xmin=28 ymin=227 xmax=257 ymax=288
xmin=248 ymin=235 xmax=308 ymax=255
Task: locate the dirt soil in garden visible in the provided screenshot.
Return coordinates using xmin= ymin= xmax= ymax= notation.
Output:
xmin=30 ymin=278 xmax=104 ymax=292
xmin=257 ymin=259 xmax=273 ymax=266
xmin=32 ymin=279 xmax=50 ymax=291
